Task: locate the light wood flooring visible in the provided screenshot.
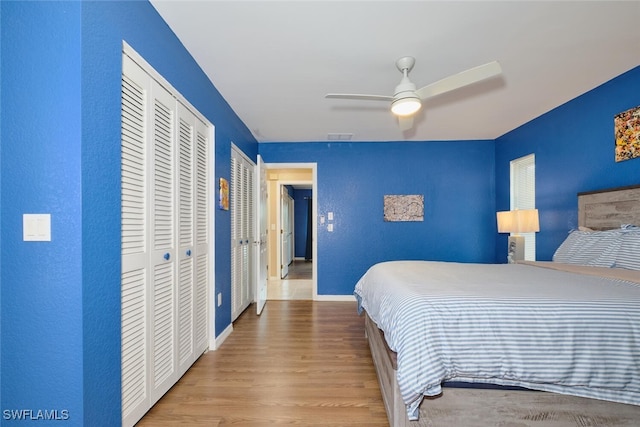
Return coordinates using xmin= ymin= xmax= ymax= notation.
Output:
xmin=283 ymin=260 xmax=312 ymax=280
xmin=136 ymin=301 xmax=388 ymax=426
xmin=268 ymin=260 xmax=313 ymax=300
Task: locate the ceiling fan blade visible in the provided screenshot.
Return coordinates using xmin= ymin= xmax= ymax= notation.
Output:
xmin=398 ymin=115 xmax=414 ymax=131
xmin=416 ymin=61 xmax=502 ymax=100
xmin=325 ymin=93 xmax=394 ymax=102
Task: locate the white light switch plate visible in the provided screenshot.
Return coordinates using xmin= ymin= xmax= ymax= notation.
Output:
xmin=23 ymin=214 xmax=51 ymax=241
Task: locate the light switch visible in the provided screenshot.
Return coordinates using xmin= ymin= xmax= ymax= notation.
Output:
xmin=320 ymin=215 xmax=325 ymax=224
xmin=23 ymin=214 xmax=51 ymax=241
xmin=327 ymin=223 xmax=334 ymax=232
xmin=328 ymin=212 xmax=334 ymax=221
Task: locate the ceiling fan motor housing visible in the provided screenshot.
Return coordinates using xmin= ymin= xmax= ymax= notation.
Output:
xmin=392 ymin=77 xmax=421 ymax=116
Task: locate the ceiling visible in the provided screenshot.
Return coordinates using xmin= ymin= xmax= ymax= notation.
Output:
xmin=149 ymin=1 xmax=640 ymax=143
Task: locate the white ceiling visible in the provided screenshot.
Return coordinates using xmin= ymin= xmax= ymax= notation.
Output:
xmin=150 ymin=1 xmax=640 ymax=143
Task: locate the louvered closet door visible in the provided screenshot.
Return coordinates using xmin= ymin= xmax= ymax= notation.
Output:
xmin=176 ymin=102 xmax=195 ymax=377
xmin=193 ymin=119 xmax=209 ymax=356
xmin=231 ymin=155 xmax=244 ymax=320
xmin=149 ymin=79 xmax=178 ymax=404
xmin=121 ymin=47 xmax=211 ymax=427
xmin=121 ymin=56 xmax=151 ymax=427
xmin=231 ymin=147 xmax=255 ymax=321
xmin=175 ymin=102 xmax=210 ymax=375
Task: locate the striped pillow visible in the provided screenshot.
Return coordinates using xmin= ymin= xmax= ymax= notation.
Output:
xmin=615 ymin=230 xmax=640 ymax=270
xmin=553 ymin=229 xmax=622 ymax=267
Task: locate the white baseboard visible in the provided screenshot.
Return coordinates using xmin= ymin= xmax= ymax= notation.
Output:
xmin=313 ymin=294 xmax=357 ymax=302
xmin=210 ymin=323 xmax=233 ymax=350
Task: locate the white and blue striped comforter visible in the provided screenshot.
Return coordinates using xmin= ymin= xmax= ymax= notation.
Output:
xmin=354 ymin=261 xmax=640 ymax=420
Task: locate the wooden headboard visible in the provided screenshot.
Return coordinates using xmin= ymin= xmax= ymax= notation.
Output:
xmin=578 ymin=184 xmax=640 ymax=230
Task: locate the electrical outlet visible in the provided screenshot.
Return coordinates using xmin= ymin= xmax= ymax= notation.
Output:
xmin=217 ymin=293 xmax=222 ymax=307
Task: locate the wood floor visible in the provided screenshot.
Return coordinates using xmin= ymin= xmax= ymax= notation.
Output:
xmin=268 ymin=260 xmax=313 ymax=300
xmin=283 ymin=260 xmax=312 ymax=280
xmin=137 ymin=301 xmax=389 ymax=426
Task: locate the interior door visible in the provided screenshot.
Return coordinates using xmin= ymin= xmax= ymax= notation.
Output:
xmin=280 ymin=188 xmax=290 ymax=279
xmin=149 ymin=79 xmax=178 ymax=404
xmin=255 ymin=155 xmax=268 ymax=314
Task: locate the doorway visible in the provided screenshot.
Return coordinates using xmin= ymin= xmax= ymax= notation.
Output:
xmin=264 ymin=163 xmax=316 ymax=300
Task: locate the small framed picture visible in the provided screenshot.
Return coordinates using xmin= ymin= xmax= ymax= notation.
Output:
xmin=219 ymin=177 xmax=229 ymax=210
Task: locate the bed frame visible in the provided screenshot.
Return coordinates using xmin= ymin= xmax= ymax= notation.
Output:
xmin=365 ymin=184 xmax=640 ymax=427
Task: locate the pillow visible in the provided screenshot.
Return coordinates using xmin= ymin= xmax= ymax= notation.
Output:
xmin=553 ymin=229 xmax=623 ymax=267
xmin=615 ymin=230 xmax=640 ymax=270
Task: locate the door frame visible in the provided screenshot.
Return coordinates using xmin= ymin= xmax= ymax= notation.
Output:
xmin=261 ymin=162 xmax=318 ymax=299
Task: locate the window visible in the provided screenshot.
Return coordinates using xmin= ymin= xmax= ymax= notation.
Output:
xmin=510 ymin=154 xmax=536 ymax=260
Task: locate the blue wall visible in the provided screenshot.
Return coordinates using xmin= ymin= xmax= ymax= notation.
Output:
xmin=1 ymin=0 xmax=638 ymax=424
xmin=0 ymin=0 xmax=3 ymax=411
xmin=495 ymin=66 xmax=640 ymax=262
xmin=2 ymin=1 xmax=84 ymax=423
xmin=259 ymin=141 xmax=497 ymax=295
xmin=1 ymin=1 xmax=257 ymax=425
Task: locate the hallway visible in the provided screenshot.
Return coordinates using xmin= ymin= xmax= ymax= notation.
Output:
xmin=268 ymin=260 xmax=313 ymax=300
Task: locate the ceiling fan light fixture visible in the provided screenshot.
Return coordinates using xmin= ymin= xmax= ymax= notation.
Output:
xmin=391 ymin=96 xmax=421 ymax=116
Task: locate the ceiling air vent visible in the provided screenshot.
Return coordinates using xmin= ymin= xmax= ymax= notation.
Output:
xmin=327 ymin=133 xmax=353 ymax=141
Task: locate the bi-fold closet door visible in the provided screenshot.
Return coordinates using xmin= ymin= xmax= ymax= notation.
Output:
xmin=121 ymin=49 xmax=211 ymax=427
xmin=230 ymin=146 xmax=255 ymax=321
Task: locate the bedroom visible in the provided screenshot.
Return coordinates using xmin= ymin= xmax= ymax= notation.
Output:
xmin=1 ymin=1 xmax=639 ymax=426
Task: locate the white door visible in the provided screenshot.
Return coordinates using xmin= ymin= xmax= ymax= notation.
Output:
xmin=255 ymin=155 xmax=268 ymax=315
xmin=192 ymin=118 xmax=210 ymax=360
xmin=280 ymin=189 xmax=291 ymax=278
xmin=231 ymin=146 xmax=255 ymax=320
xmin=121 ymin=56 xmax=151 ymax=427
xmin=175 ymin=104 xmax=210 ymax=375
xmin=148 ymin=78 xmax=178 ymax=404
xmin=121 ymin=47 xmax=211 ymax=427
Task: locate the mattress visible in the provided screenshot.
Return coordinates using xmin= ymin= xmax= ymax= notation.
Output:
xmin=354 ymin=260 xmax=640 ymax=420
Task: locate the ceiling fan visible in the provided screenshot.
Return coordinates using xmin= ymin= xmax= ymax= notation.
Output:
xmin=325 ymin=57 xmax=502 ymax=131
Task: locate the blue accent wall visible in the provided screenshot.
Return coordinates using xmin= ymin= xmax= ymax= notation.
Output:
xmin=495 ymin=66 xmax=640 ymax=262
xmin=0 ymin=0 xmax=3 ymax=410
xmin=259 ymin=141 xmax=497 ymax=295
xmin=2 ymin=1 xmax=84 ymax=423
xmin=1 ymin=1 xmax=257 ymax=425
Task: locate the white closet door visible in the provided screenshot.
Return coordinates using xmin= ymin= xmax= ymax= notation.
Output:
xmin=121 ymin=56 xmax=151 ymax=427
xmin=121 ymin=47 xmax=212 ymax=427
xmin=176 ymin=102 xmax=195 ymax=376
xmin=231 ymin=146 xmax=255 ymax=321
xmin=193 ymin=118 xmax=209 ymax=356
xmin=149 ymin=79 xmax=178 ymax=404
xmin=231 ymin=155 xmax=243 ymax=320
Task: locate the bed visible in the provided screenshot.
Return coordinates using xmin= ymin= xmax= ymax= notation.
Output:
xmin=355 ymin=185 xmax=640 ymax=426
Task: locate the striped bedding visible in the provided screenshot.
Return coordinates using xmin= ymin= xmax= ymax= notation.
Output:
xmin=354 ymin=260 xmax=640 ymax=421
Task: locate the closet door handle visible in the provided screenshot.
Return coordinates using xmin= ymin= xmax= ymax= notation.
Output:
xmin=186 ymin=249 xmax=192 ymax=257
xmin=163 ymin=253 xmax=171 ymax=261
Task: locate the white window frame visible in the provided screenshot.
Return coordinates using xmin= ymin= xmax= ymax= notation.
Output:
xmin=510 ymin=154 xmax=536 ymax=260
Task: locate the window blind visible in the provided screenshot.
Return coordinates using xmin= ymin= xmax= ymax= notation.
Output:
xmin=510 ymin=154 xmax=536 ymax=260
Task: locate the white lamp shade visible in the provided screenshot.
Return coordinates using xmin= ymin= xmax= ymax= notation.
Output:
xmin=391 ymin=97 xmax=421 ymax=116
xmin=497 ymin=209 xmax=540 ymax=234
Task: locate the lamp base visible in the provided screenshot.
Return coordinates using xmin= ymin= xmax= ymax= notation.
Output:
xmin=507 ymin=235 xmax=524 ymax=264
